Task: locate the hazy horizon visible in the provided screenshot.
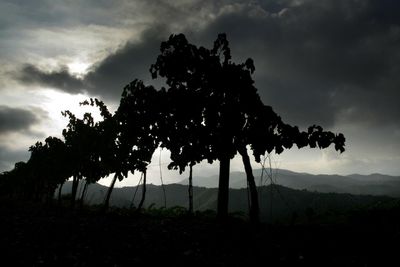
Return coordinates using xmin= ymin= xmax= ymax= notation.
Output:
xmin=95 ymin=162 xmax=400 ymax=189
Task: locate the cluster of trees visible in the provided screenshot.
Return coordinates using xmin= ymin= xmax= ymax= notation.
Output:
xmin=0 ymin=34 xmax=345 ymax=223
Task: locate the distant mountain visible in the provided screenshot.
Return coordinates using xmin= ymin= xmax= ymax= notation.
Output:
xmin=60 ymin=180 xmax=398 ymax=223
xmin=178 ymin=169 xmax=400 ymax=197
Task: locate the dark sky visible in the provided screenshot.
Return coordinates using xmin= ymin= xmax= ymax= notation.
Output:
xmin=0 ymin=0 xmax=399 ymax=183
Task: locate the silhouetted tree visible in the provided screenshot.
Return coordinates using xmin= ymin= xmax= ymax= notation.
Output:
xmin=116 ymin=79 xmax=164 ymax=210
xmin=0 ymin=32 xmax=346 ymax=226
xmin=155 ymin=76 xmax=212 ymax=214
xmin=1 ymin=161 xmax=31 ymax=199
xmin=62 ymin=110 xmax=99 ymax=208
xmin=239 ymin=105 xmax=346 ymax=223
xmin=28 ymin=137 xmax=70 ymax=203
xmin=150 ymin=33 xmax=345 ymax=223
xmin=150 ymin=33 xmax=262 ymax=219
xmin=36 ymin=137 xmax=73 ymax=205
xmin=27 ymin=141 xmax=48 ymax=201
xmin=80 ymin=98 xmax=120 ymax=210
xmin=39 ymin=137 xmax=71 ymax=202
xmin=0 ymin=172 xmax=8 ymax=197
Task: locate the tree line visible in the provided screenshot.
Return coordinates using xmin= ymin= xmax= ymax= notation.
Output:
xmin=0 ymin=34 xmax=345 ymax=224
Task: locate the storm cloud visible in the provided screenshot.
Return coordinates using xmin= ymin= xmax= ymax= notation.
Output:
xmin=0 ymin=105 xmax=48 ymax=171
xmin=2 ymin=0 xmax=400 ymax=175
xmin=193 ymin=0 xmax=400 ymax=127
xmin=0 ymin=106 xmax=41 ymax=135
xmin=17 ymin=64 xmax=85 ymax=94
xmin=13 ymin=0 xmax=400 ymax=129
xmin=83 ymin=26 xmax=168 ymax=100
xmin=15 ymin=26 xmax=168 ymax=100
xmin=0 ymin=145 xmax=29 ymax=172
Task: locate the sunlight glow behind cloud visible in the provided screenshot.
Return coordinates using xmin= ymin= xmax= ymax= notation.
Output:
xmin=38 ymin=89 xmax=104 ymax=137
xmin=67 ymin=61 xmax=90 ymax=77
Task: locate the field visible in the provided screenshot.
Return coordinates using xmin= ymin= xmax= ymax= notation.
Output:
xmin=1 ymin=199 xmax=399 ymax=266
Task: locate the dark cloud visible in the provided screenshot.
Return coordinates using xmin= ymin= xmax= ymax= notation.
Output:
xmin=0 ymin=105 xmax=46 ymax=171
xmin=2 ymin=0 xmax=399 ymax=175
xmin=84 ymin=26 xmax=168 ymax=100
xmin=12 ymin=0 xmax=400 ymax=130
xmin=17 ymin=64 xmax=85 ymax=94
xmin=0 ymin=145 xmax=29 ymax=172
xmin=0 ymin=0 xmax=134 ymax=29
xmin=193 ymin=0 xmax=400 ymax=128
xmin=0 ymin=105 xmax=42 ymax=135
xmin=15 ymin=26 xmax=168 ymax=100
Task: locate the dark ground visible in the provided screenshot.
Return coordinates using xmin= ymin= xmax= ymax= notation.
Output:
xmin=1 ymin=200 xmax=400 ymax=266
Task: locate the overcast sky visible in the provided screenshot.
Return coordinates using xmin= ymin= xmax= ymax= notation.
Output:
xmin=0 ymin=0 xmax=399 ymax=186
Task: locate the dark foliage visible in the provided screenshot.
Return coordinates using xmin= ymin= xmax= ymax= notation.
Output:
xmin=0 ymin=199 xmax=399 ymax=266
xmin=0 ymin=33 xmax=345 ymax=223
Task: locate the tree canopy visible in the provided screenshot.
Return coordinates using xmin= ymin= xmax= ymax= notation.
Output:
xmin=0 ymin=33 xmax=345 ymax=223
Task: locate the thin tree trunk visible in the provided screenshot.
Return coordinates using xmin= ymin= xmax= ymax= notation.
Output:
xmin=137 ymin=170 xmax=147 ymax=211
xmin=159 ymin=149 xmax=167 ymax=208
xmin=130 ymin=173 xmax=143 ymax=209
xmin=104 ymin=173 xmax=118 ymax=210
xmin=71 ymin=175 xmax=79 ymax=208
xmin=58 ymin=182 xmax=64 ymax=205
xmin=217 ymin=153 xmax=230 ymax=220
xmin=83 ymin=183 xmax=89 ymax=204
xmin=238 ymin=146 xmax=260 ymax=224
xmin=79 ymin=180 xmax=89 ymax=208
xmin=188 ymin=164 xmax=194 ymax=214
xmin=77 ymin=180 xmax=84 ymax=200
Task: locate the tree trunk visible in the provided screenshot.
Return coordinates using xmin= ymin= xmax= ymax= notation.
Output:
xmin=188 ymin=164 xmax=194 ymax=214
xmin=104 ymin=173 xmax=118 ymax=210
xmin=58 ymin=182 xmax=64 ymax=205
xmin=137 ymin=170 xmax=147 ymax=211
xmin=79 ymin=180 xmax=89 ymax=208
xmin=71 ymin=175 xmax=79 ymax=208
xmin=159 ymin=149 xmax=167 ymax=208
xmin=217 ymin=153 xmax=230 ymax=220
xmin=238 ymin=146 xmax=260 ymax=224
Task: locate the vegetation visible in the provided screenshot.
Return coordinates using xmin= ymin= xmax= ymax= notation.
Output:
xmin=2 ymin=33 xmax=399 ymax=266
xmin=0 ymin=34 xmax=345 ymax=225
xmin=0 ymin=195 xmax=399 ymax=266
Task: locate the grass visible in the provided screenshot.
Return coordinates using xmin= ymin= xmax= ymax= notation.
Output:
xmin=1 ymin=198 xmax=400 ymax=266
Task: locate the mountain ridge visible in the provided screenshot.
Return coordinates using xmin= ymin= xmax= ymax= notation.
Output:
xmin=60 ymin=177 xmax=399 ymax=223
xmin=177 ymin=168 xmax=400 ymax=197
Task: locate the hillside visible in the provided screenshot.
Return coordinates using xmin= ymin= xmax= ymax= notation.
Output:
xmin=6 ymin=181 xmax=399 ymax=265
xmin=178 ymin=169 xmax=400 ymax=197
xmin=2 ymin=199 xmax=399 ymax=266
xmin=61 ymin=181 xmax=397 ymax=223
